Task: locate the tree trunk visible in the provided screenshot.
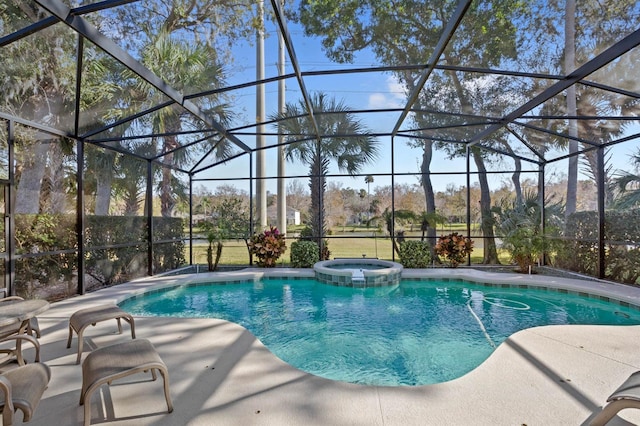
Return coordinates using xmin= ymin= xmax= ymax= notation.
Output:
xmin=565 ymin=0 xmax=578 ymax=219
xmin=95 ymin=151 xmax=115 ymax=215
xmin=407 ymin=69 xmax=438 ymax=260
xmin=207 ymin=242 xmax=213 ymax=271
xmin=500 ymin=141 xmax=523 ymax=205
xmin=444 ymin=65 xmax=499 ymax=264
xmin=309 ymin=148 xmax=328 ymax=259
xmin=583 ymin=149 xmax=614 ymax=208
xmin=160 ymin=154 xmax=174 ymax=217
xmin=473 ymin=149 xmax=500 ymax=264
xmin=44 ymin=142 xmax=67 ymax=214
xmin=512 ymin=161 xmax=523 ymax=206
xmin=160 ymin=131 xmax=179 ymax=217
xmin=420 ymin=141 xmax=438 ymax=260
xmin=15 ymin=140 xmax=50 ymax=214
xmin=213 ymin=241 xmax=223 ymax=271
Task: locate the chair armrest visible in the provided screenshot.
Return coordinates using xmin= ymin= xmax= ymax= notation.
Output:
xmin=0 ymin=333 xmax=39 ymax=347
xmin=0 ymin=333 xmax=41 ymax=364
xmin=0 ymin=297 xmax=25 ymax=302
xmin=0 ymin=374 xmax=15 ymax=415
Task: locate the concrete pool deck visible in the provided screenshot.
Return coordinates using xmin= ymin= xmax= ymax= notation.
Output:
xmin=10 ymin=268 xmax=640 ymax=425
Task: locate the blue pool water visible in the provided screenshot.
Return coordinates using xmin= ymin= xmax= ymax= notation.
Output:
xmin=119 ymin=278 xmax=640 ymax=386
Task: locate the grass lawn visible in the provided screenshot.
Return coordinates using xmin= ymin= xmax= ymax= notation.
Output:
xmin=188 ymin=228 xmax=508 ymax=266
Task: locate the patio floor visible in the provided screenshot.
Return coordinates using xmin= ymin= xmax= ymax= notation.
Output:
xmin=8 ymin=269 xmax=640 ymax=425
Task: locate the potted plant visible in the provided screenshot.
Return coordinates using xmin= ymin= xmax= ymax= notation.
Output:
xmin=248 ymin=226 xmax=287 ymax=267
xmin=434 ymin=232 xmax=473 ymax=267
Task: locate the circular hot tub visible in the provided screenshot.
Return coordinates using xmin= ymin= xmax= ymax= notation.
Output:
xmin=314 ymin=258 xmax=403 ymax=287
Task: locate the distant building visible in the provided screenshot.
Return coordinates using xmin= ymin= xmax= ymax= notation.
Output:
xmin=287 ymin=208 xmax=301 ymax=225
xmin=267 ymin=205 xmax=301 ymax=226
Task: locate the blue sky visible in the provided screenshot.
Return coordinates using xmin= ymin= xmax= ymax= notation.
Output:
xmin=195 ymin=16 xmax=640 ymax=197
xmin=201 ymin=22 xmax=476 ymax=193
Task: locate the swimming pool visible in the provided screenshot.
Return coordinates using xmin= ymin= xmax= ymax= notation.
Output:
xmin=119 ymin=277 xmax=640 ymax=386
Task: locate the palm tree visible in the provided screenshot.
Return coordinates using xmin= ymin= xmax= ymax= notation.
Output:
xmin=612 ymin=149 xmax=640 ymax=209
xmin=129 ymin=30 xmax=234 ymax=217
xmin=199 ymin=196 xmax=212 ymax=217
xmin=379 ymin=208 xmax=415 ymax=256
xmin=365 ymin=175 xmax=374 ymax=220
xmin=113 ymin=146 xmax=152 ymax=215
xmin=273 ymin=93 xmax=379 ymax=257
xmin=2 ymin=3 xmax=78 ymax=214
xmin=493 ymin=190 xmax=564 ymax=273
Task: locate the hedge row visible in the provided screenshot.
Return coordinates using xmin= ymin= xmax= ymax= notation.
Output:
xmin=557 ymin=209 xmax=640 ymax=284
xmin=14 ymin=214 xmax=185 ymax=298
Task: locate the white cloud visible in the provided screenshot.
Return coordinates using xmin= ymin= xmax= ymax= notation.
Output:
xmin=368 ymin=75 xmax=406 ymax=109
xmin=368 ymin=93 xmax=388 ymax=109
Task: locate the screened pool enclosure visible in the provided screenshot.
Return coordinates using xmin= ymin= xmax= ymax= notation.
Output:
xmin=1 ymin=0 xmax=639 ymax=299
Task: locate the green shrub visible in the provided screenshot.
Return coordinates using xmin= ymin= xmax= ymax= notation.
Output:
xmin=11 ymin=214 xmax=185 ymax=297
xmin=559 ymin=209 xmax=640 ymax=284
xmin=15 ymin=214 xmax=77 ymax=298
xmin=398 ymin=240 xmax=431 ymax=268
xmin=290 ymin=240 xmax=319 ymax=268
xmin=299 ymin=225 xmax=331 ymax=260
xmin=491 ymin=192 xmax=562 ymax=273
xmin=85 ymin=215 xmax=185 ymax=286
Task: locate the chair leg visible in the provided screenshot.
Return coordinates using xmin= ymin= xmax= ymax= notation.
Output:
xmin=75 ymin=330 xmax=85 ymax=365
xmin=0 ymin=376 xmax=14 ymax=426
xmin=159 ymin=368 xmax=174 ymax=413
xmin=83 ymin=397 xmax=91 ymax=426
xmin=66 ymin=325 xmax=74 ymax=349
xmin=3 ymin=407 xmax=14 ymax=426
xmin=15 ymin=338 xmax=24 ymax=366
xmin=125 ymin=317 xmax=136 ymax=339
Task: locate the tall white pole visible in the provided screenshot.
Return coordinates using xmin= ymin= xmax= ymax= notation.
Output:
xmin=256 ymin=0 xmax=267 ymax=227
xmin=277 ymin=4 xmax=287 ymax=235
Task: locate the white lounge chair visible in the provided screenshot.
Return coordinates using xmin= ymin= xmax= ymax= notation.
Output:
xmin=67 ymin=304 xmax=136 ymax=364
xmin=591 ymin=371 xmax=640 ymax=425
xmin=0 ymin=296 xmax=43 ymax=366
xmin=80 ymin=339 xmax=172 ymax=426
xmin=0 ymin=363 xmax=51 ymax=425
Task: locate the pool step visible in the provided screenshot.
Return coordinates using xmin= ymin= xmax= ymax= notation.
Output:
xmin=352 ymin=269 xmax=365 ymax=284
